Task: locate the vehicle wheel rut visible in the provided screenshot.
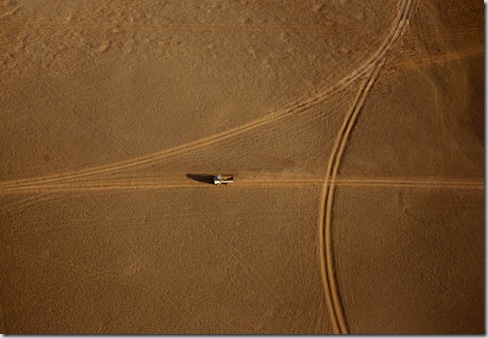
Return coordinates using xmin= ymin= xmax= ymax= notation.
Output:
xmin=317 ymin=0 xmax=414 ymax=333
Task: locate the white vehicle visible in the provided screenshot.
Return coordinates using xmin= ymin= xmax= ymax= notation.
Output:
xmin=213 ymin=175 xmax=234 ymax=185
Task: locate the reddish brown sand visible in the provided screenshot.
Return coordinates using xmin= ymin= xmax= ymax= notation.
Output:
xmin=0 ymin=0 xmax=483 ymax=334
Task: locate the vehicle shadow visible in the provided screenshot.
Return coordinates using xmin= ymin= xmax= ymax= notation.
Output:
xmin=186 ymin=173 xmax=214 ymax=184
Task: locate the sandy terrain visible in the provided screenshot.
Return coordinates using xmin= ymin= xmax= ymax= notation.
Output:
xmin=0 ymin=0 xmax=484 ymax=334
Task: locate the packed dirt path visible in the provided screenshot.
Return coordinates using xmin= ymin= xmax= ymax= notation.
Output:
xmin=0 ymin=0 xmax=483 ymax=334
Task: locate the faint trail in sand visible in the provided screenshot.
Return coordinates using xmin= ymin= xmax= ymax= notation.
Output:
xmin=0 ymin=194 xmax=53 ymax=216
xmin=0 ymin=176 xmax=481 ymax=195
xmin=0 ymin=20 xmax=359 ymax=34
xmin=248 ymin=177 xmax=483 ymax=189
xmin=384 ymin=45 xmax=484 ymax=74
xmin=0 ymin=3 xmax=414 ymax=191
xmin=317 ymin=0 xmax=414 ymax=333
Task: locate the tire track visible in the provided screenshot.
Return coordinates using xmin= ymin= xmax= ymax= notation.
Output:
xmin=0 ymin=21 xmax=359 ymax=34
xmin=0 ymin=6 xmax=413 ymax=191
xmin=317 ymin=0 xmax=414 ymax=333
xmin=248 ymin=177 xmax=483 ymax=189
xmin=383 ymin=45 xmax=484 ymax=74
xmin=320 ymin=58 xmax=386 ymax=335
xmin=0 ymin=194 xmax=53 ymax=216
xmin=336 ymin=177 xmax=483 ymax=189
xmin=0 ymin=176 xmax=481 ymax=195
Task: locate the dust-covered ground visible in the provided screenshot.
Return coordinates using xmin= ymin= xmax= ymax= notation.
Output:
xmin=0 ymin=0 xmax=484 ymax=334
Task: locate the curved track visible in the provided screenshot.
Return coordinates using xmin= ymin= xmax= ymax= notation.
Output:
xmin=317 ymin=0 xmax=414 ymax=333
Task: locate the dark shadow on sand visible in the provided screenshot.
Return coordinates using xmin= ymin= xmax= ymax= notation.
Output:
xmin=186 ymin=173 xmax=215 ymax=184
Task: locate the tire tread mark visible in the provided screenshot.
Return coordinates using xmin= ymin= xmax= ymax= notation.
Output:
xmin=318 ymin=0 xmax=414 ymax=333
xmin=1 ymin=176 xmax=482 ymax=195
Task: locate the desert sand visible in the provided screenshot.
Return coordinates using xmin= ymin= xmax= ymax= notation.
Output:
xmin=0 ymin=0 xmax=484 ymax=334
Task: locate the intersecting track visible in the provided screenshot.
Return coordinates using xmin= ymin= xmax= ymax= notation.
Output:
xmin=0 ymin=2 xmax=413 ymax=192
xmin=0 ymin=86 xmax=343 ymax=190
xmin=317 ymin=0 xmax=414 ymax=333
xmin=0 ymin=0 xmax=429 ymax=333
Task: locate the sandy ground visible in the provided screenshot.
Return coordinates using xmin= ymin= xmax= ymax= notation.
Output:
xmin=0 ymin=0 xmax=484 ymax=334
